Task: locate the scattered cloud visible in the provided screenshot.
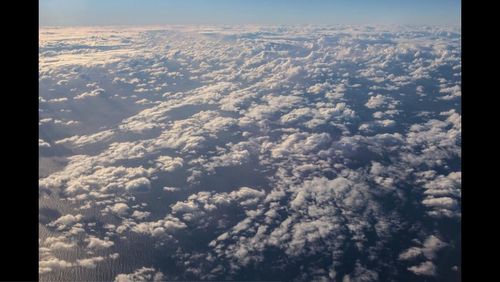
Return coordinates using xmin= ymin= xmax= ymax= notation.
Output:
xmin=39 ymin=25 xmax=461 ymax=280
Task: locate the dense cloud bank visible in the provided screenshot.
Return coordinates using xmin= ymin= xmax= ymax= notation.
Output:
xmin=39 ymin=25 xmax=461 ymax=281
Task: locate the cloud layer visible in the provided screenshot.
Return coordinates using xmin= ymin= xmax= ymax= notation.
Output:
xmin=39 ymin=25 xmax=461 ymax=281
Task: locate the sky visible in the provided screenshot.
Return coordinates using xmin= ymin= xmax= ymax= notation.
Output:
xmin=39 ymin=0 xmax=461 ymax=26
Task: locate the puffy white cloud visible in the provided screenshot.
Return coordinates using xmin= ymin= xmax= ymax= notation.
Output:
xmin=42 ymin=236 xmax=76 ymax=251
xmin=407 ymin=261 xmax=437 ymax=276
xmin=106 ymin=202 xmax=129 ymax=216
xmin=422 ymin=197 xmax=458 ymax=210
xmin=100 ymin=142 xmax=148 ymax=162
xmin=170 ymin=187 xmax=265 ymax=224
xmin=114 ymin=267 xmax=166 ymax=282
xmin=229 ymin=187 xmax=265 ymax=207
xmin=308 ymin=82 xmax=331 ymax=95
xmin=415 ymin=171 xmax=461 ymax=218
xmin=131 ymin=210 xmax=151 ymax=220
xmin=48 ymin=97 xmax=68 ymax=103
xmin=40 ymin=161 xmax=152 ymax=199
xmin=74 ymin=88 xmax=105 ymax=100
xmin=39 ymin=257 xmax=73 ymax=274
xmin=155 ymin=156 xmax=183 ymax=172
xmin=163 ymin=186 xmax=180 ymax=192
xmin=342 ymin=262 xmax=379 ymax=282
xmin=39 ymin=139 xmax=51 ymax=148
xmin=55 ymin=130 xmax=115 ymax=148
xmin=280 ymin=108 xmax=313 ymax=124
xmin=77 ymin=256 xmax=105 ymax=269
xmin=270 ymin=132 xmax=331 ymax=158
xmin=125 ymin=177 xmax=151 ymax=192
xmin=399 ymin=235 xmax=447 ymax=261
xmin=123 ymin=215 xmax=187 ymax=237
xmin=86 ymin=236 xmax=114 ymax=250
xmin=365 ymin=94 xmax=398 ymax=109
xmin=402 ymin=112 xmax=461 ymax=169
xmin=439 ymin=84 xmax=461 ymax=100
xmin=47 ymin=214 xmax=83 ymax=230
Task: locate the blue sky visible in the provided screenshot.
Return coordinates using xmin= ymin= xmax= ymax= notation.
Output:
xmin=40 ymin=0 xmax=461 ymax=26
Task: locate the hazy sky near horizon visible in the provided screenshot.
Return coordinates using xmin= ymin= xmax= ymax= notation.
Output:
xmin=40 ymin=0 xmax=461 ymax=26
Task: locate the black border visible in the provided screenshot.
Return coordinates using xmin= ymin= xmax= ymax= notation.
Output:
xmin=2 ymin=0 xmax=39 ymax=280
